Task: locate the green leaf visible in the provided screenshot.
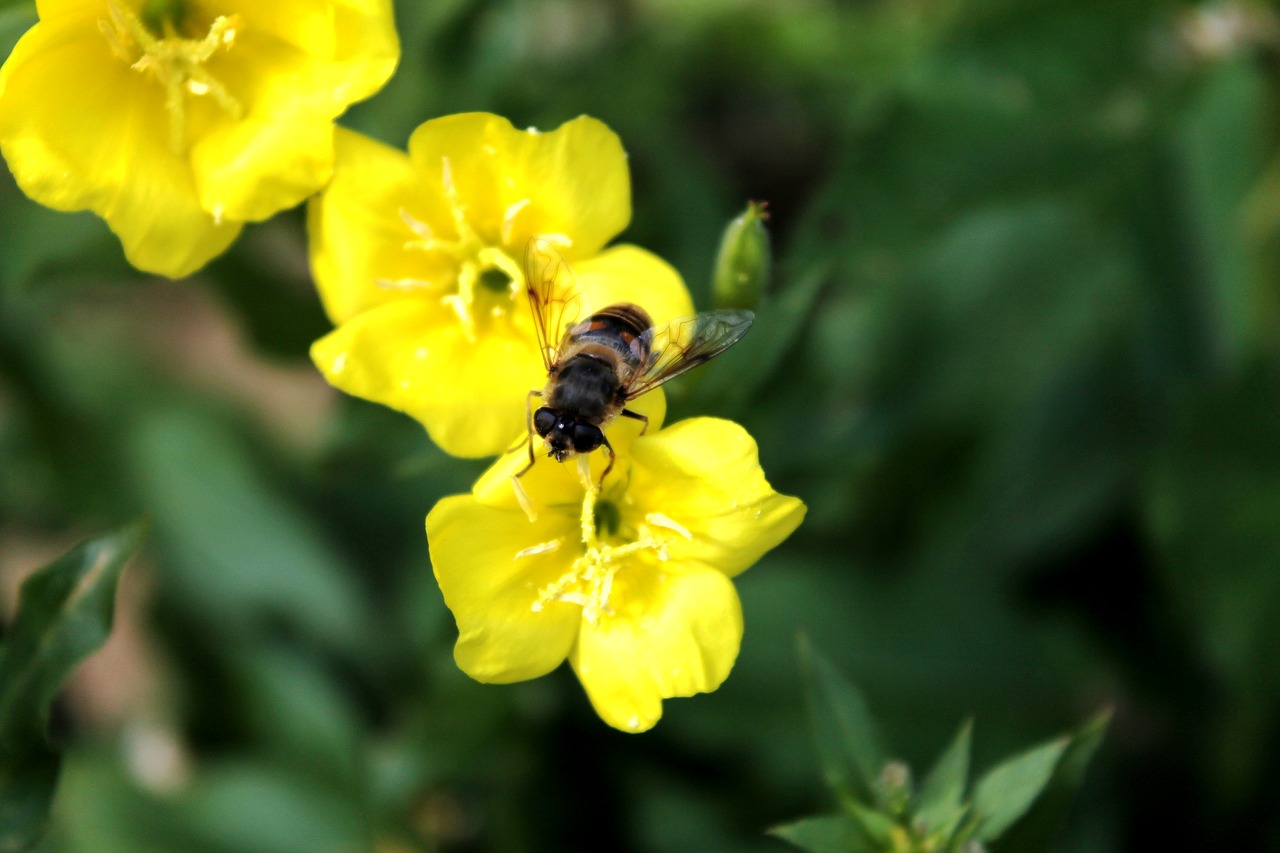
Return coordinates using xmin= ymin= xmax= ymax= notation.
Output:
xmin=993 ymin=710 xmax=1111 ymax=853
xmin=0 ymin=523 xmax=145 ymax=853
xmin=971 ymin=735 xmax=1068 ymax=842
xmin=797 ymin=634 xmax=887 ymax=804
xmin=916 ymin=719 xmax=971 ymax=833
xmin=847 ymin=800 xmax=898 ymax=846
xmin=769 ymin=814 xmax=873 ymax=853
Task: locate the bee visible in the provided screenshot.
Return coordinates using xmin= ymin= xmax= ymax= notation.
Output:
xmin=514 ymin=239 xmax=754 ymax=484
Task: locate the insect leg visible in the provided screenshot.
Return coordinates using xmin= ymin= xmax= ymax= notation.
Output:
xmin=598 ymin=435 xmax=617 ymax=487
xmin=511 ymin=392 xmax=543 ymax=521
xmin=507 ymin=390 xmax=544 ymax=455
xmin=619 ymin=408 xmax=649 ymax=435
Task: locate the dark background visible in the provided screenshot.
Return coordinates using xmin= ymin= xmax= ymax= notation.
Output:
xmin=2 ymin=0 xmax=1280 ymax=850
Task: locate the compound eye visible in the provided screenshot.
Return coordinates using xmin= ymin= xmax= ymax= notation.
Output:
xmin=572 ymin=423 xmax=602 ymax=453
xmin=533 ymin=408 xmax=556 ymax=436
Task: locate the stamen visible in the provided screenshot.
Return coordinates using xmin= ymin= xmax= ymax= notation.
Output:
xmin=375 ymin=277 xmax=440 ymax=292
xmin=502 ymin=198 xmax=531 ymax=244
xmin=528 ymin=481 xmax=668 ymax=624
xmin=515 ymin=539 xmax=561 ymax=560
xmin=102 ymin=2 xmax=243 ymax=153
xmin=400 ymin=208 xmax=434 ymax=239
xmin=645 ymin=512 xmax=693 ymax=541
xmin=511 ymin=475 xmax=538 ymax=523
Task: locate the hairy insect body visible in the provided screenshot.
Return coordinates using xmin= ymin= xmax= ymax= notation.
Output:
xmin=538 ymin=305 xmax=653 ymax=462
xmin=518 ymin=239 xmax=753 ymax=481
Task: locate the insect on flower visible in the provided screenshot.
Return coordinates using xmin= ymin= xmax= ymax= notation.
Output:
xmin=514 ymin=239 xmax=754 ymax=487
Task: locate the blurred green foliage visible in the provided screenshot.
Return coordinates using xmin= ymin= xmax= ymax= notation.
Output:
xmin=774 ymin=638 xmax=1108 ymax=852
xmin=3 ymin=0 xmax=1280 ymax=850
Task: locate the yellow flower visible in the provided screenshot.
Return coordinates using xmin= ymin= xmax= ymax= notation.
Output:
xmin=425 ymin=392 xmax=806 ymax=732
xmin=308 ymin=113 xmax=694 ymax=458
xmin=0 ymin=0 xmax=399 ymax=278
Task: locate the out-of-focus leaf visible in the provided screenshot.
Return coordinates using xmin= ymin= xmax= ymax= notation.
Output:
xmin=0 ymin=4 xmax=33 ymax=63
xmin=1174 ymin=59 xmax=1271 ymax=371
xmin=0 ymin=170 xmax=110 ymax=291
xmin=971 ymin=736 xmax=1067 ymax=842
xmin=1146 ymin=366 xmax=1280 ymax=802
xmin=797 ymin=634 xmax=886 ymax=804
xmin=769 ymin=814 xmax=872 ymax=853
xmin=916 ymin=719 xmax=971 ymax=832
xmin=993 ymin=710 xmax=1110 ymax=853
xmin=175 ymin=761 xmax=368 ymax=853
xmin=125 ymin=406 xmax=375 ymax=659
xmin=232 ymin=646 xmax=362 ymax=787
xmin=692 ymin=261 xmax=828 ymax=417
xmin=0 ymin=523 xmax=145 ymax=853
xmin=51 ymin=752 xmax=368 ymax=853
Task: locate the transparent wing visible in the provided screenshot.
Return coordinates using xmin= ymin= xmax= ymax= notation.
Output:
xmin=524 ymin=238 xmax=582 ymax=371
xmin=625 ymin=309 xmax=754 ymax=399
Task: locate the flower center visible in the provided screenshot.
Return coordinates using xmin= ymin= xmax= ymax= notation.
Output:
xmin=392 ymin=159 xmax=576 ymax=342
xmin=100 ymin=0 xmax=243 ymax=154
xmin=526 ymin=488 xmax=691 ymax=626
xmin=394 ymin=160 xmax=533 ymax=341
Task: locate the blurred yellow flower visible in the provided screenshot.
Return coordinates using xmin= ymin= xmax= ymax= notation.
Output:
xmin=426 ymin=393 xmax=806 ymax=732
xmin=308 ymin=113 xmax=693 ymax=458
xmin=0 ymin=0 xmax=399 ymax=277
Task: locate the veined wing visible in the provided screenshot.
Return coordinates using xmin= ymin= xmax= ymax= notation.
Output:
xmin=624 ymin=309 xmax=754 ymax=399
xmin=523 ymin=238 xmax=582 ymax=371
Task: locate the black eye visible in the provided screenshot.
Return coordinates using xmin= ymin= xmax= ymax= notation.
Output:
xmin=533 ymin=408 xmax=556 ymax=436
xmin=572 ymin=424 xmax=602 ymax=453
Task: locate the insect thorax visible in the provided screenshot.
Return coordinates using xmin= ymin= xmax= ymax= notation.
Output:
xmin=548 ymin=355 xmax=620 ymax=423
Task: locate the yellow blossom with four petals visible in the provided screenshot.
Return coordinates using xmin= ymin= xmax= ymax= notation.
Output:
xmin=426 ymin=392 xmax=806 ymax=732
xmin=308 ymin=112 xmax=693 ymax=458
xmin=0 ymin=0 xmax=399 ymax=277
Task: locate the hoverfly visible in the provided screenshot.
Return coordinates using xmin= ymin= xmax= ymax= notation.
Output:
xmin=514 ymin=239 xmax=754 ymax=485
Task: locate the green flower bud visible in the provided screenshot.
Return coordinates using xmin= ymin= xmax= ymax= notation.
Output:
xmin=712 ymin=200 xmax=771 ymax=311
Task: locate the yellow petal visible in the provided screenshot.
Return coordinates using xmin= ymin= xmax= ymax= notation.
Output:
xmin=571 ymin=244 xmax=695 ymax=328
xmin=311 ymin=299 xmax=548 ymax=458
xmin=328 ymin=0 xmax=401 ymax=103
xmin=627 ymin=418 xmax=806 ymax=577
xmin=34 ymin=1 xmax=95 ymax=20
xmin=189 ymin=2 xmax=399 ymax=222
xmin=406 ymin=113 xmax=630 ymax=257
xmin=0 ymin=19 xmax=240 ymax=277
xmin=191 ymin=111 xmax=333 ymax=224
xmin=427 ymin=495 xmax=581 ymax=683
xmin=308 ymin=128 xmax=454 ymax=323
xmin=470 ymin=389 xmax=667 ymax=512
xmin=234 ymin=0 xmax=399 ymax=106
xmin=569 ymin=564 xmax=743 ymax=732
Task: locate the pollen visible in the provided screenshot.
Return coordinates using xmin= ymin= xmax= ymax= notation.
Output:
xmin=101 ymin=2 xmax=243 ymax=153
